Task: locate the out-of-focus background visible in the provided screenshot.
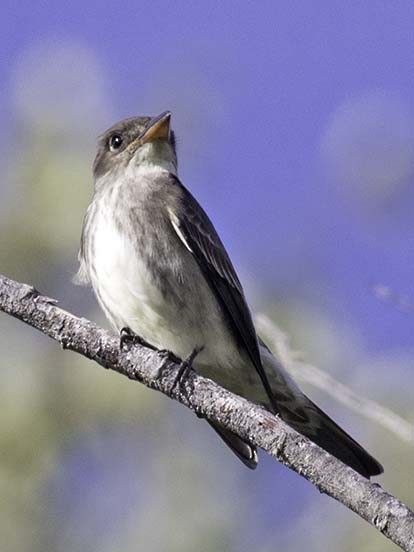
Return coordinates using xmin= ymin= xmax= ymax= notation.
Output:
xmin=1 ymin=3 xmax=413 ymax=551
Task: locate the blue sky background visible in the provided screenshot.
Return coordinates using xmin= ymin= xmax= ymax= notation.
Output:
xmin=0 ymin=3 xmax=414 ymax=551
xmin=3 ymin=1 xmax=414 ymax=349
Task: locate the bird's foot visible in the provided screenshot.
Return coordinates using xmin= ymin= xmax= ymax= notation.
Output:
xmin=120 ymin=327 xmax=158 ymax=351
xmin=171 ymin=346 xmax=204 ymax=396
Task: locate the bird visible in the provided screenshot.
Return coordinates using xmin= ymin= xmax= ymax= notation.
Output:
xmin=76 ymin=111 xmax=383 ymax=478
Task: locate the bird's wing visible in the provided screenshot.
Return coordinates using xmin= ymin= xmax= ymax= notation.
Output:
xmin=169 ymin=176 xmax=275 ymax=404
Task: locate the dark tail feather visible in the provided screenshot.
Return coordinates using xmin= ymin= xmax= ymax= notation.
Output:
xmin=280 ymin=398 xmax=383 ymax=478
xmin=259 ymin=340 xmax=383 ymax=478
xmin=208 ymin=420 xmax=258 ymax=469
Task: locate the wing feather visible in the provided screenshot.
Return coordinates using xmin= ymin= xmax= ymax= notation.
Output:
xmin=169 ymin=176 xmax=275 ymax=405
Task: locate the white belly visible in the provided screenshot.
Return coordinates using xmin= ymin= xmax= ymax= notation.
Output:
xmin=91 ymin=206 xmax=167 ymax=337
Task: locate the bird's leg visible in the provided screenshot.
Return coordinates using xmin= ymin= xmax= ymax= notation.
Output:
xmin=120 ymin=327 xmax=158 ymax=351
xmin=171 ymin=346 xmax=204 ymax=395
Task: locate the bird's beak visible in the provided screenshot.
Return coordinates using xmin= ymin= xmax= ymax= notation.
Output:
xmin=133 ymin=111 xmax=171 ymax=149
xmin=143 ymin=111 xmax=171 ymax=142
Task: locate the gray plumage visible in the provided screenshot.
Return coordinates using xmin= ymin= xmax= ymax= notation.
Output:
xmin=77 ymin=112 xmax=383 ymax=477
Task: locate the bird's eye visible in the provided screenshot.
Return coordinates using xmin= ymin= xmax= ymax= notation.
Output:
xmin=109 ymin=134 xmax=123 ymax=152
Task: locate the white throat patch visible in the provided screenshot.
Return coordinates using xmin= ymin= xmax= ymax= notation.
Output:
xmin=132 ymin=142 xmax=177 ymax=176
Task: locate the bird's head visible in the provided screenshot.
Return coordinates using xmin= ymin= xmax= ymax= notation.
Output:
xmin=93 ymin=111 xmax=177 ymax=184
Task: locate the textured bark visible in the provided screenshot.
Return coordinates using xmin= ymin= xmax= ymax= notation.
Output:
xmin=0 ymin=273 xmax=413 ymax=551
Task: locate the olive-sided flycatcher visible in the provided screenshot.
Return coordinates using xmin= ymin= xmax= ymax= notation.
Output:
xmin=77 ymin=111 xmax=383 ymax=477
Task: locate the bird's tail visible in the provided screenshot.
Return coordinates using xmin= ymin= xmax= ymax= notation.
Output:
xmin=208 ymin=420 xmax=258 ymax=469
xmin=259 ymin=340 xmax=383 ymax=478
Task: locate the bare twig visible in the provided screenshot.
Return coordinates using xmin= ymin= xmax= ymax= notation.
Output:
xmin=0 ymin=273 xmax=413 ymax=551
xmin=256 ymin=314 xmax=414 ymax=443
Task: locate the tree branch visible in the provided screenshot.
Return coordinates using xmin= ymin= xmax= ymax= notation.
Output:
xmin=0 ymin=273 xmax=413 ymax=551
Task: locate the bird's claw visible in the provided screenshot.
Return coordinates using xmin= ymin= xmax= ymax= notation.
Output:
xmin=171 ymin=346 xmax=204 ymax=395
xmin=120 ymin=327 xmax=157 ymax=351
xmin=158 ymin=349 xmax=181 ymax=364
